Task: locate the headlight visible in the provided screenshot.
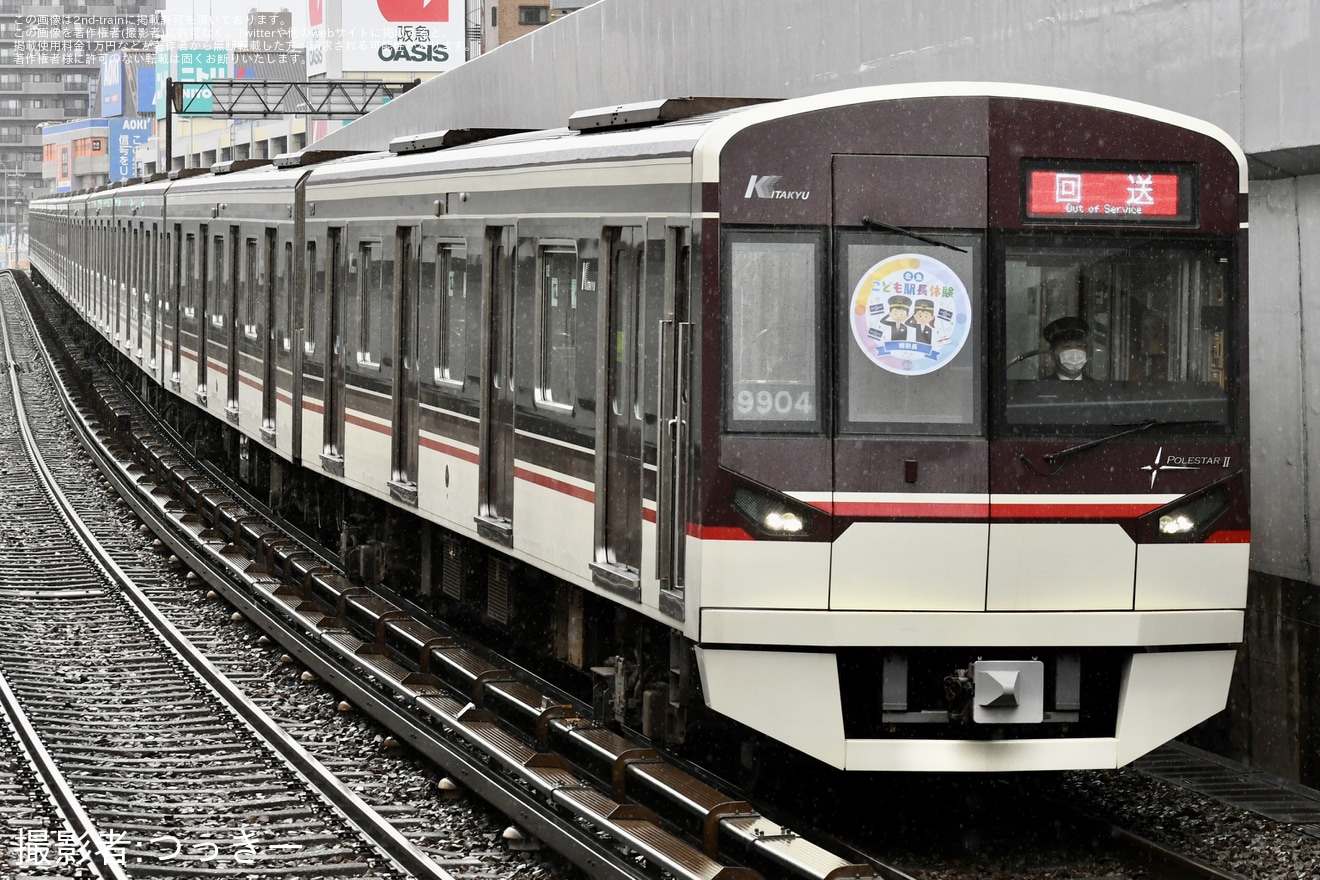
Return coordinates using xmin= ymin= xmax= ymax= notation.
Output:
xmin=1158 ymin=513 xmax=1196 ymax=535
xmin=731 ymin=485 xmax=814 ymax=538
xmin=1153 ymin=487 xmax=1230 ymax=540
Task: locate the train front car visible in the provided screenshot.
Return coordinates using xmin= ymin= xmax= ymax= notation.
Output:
xmin=691 ymin=85 xmax=1248 ymax=772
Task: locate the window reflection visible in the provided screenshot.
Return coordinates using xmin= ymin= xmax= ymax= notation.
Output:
xmin=1002 ymin=238 xmax=1232 ymax=427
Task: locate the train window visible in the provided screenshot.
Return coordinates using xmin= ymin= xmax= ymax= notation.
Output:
xmin=278 ymin=241 xmax=291 ymax=353
xmin=429 ymin=241 xmax=468 ymax=388
xmin=1001 ymin=237 xmax=1232 ymax=428
xmin=837 ymin=233 xmax=982 ymax=434
xmin=724 ymin=230 xmax=823 ymax=432
xmin=355 ymin=239 xmax=393 ymax=369
xmin=182 ymin=233 xmax=196 ymax=319
xmin=211 ymin=234 xmax=226 ymax=329
xmin=243 ymin=237 xmax=259 ymax=339
xmin=305 ymin=240 xmax=323 ymax=364
xmin=537 ymin=244 xmax=577 ymax=410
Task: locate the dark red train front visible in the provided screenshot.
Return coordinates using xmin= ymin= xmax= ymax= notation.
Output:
xmin=690 ymin=84 xmax=1248 ymax=771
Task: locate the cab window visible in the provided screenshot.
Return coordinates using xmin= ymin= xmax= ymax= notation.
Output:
xmin=723 ymin=229 xmax=822 ymax=432
xmin=1001 ymin=237 xmax=1232 ymax=429
xmin=836 ymin=232 xmax=982 ymax=435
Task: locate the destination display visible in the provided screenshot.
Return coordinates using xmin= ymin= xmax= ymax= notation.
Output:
xmin=1024 ymin=163 xmax=1195 ymax=224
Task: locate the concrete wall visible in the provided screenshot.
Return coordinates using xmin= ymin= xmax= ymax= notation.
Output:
xmin=314 ymin=0 xmax=1320 ymax=157
xmin=1250 ymin=176 xmax=1320 ymax=584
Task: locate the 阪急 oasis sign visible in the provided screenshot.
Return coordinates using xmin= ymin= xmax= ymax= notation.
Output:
xmin=311 ymin=0 xmax=464 ymax=74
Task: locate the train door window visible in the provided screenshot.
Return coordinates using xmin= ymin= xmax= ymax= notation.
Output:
xmin=136 ymin=227 xmax=146 ymax=357
xmin=242 ymin=237 xmax=259 ymax=339
xmin=278 ymin=239 xmax=292 ymax=352
xmin=116 ymin=225 xmax=126 ymax=341
xmin=304 ymin=238 xmax=323 ymax=364
xmin=836 ymin=232 xmax=983 ymax=435
xmin=429 ymin=240 xmax=468 ymax=388
xmin=723 ymin=230 xmax=823 ymax=432
xmin=640 ymin=235 xmax=664 ymax=427
xmin=356 ymin=239 xmax=392 ymax=369
xmin=536 ymin=243 xmax=577 ymax=410
xmin=633 ymin=244 xmax=654 ymax=422
xmin=129 ymin=227 xmax=139 ymax=339
xmin=325 ymin=228 xmax=347 ymax=459
xmin=1000 ymin=237 xmax=1232 ymax=428
xmin=574 ymin=247 xmax=600 ymax=416
xmin=211 ymin=233 xmax=226 ymax=329
xmin=182 ymin=233 xmax=196 ymax=319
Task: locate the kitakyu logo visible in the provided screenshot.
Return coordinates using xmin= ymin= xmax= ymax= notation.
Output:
xmin=1141 ymin=447 xmax=1231 ymax=488
xmin=378 ymin=0 xmax=450 ymax=22
xmin=744 ymin=175 xmax=811 ymax=201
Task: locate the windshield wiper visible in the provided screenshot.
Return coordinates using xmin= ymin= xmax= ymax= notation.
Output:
xmin=860 ymin=216 xmax=967 ymax=253
xmin=1020 ymin=418 xmax=1225 ymax=477
xmin=1020 ymin=420 xmax=1157 ymax=476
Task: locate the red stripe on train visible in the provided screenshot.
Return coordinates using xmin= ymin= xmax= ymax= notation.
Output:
xmin=420 ymin=435 xmax=480 ymax=464
xmin=513 ymin=466 xmax=594 ymax=503
xmin=812 ymin=500 xmax=1165 ymax=520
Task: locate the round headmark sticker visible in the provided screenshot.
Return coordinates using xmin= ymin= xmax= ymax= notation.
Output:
xmin=849 ymin=253 xmax=971 ymax=376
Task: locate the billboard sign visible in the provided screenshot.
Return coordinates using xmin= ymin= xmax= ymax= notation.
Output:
xmin=154 ymin=49 xmax=170 ymax=119
xmin=176 ymin=49 xmax=230 ymax=115
xmin=308 ymin=0 xmax=327 ymax=76
xmin=100 ymin=52 xmax=124 ymax=117
xmin=339 ymin=0 xmax=464 ymax=72
xmin=57 ymin=145 xmax=71 ymax=193
xmin=136 ymin=65 xmax=156 ymax=114
xmin=109 ymin=117 xmax=153 ymax=182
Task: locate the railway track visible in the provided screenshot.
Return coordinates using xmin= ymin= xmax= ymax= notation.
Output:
xmin=0 ymin=274 xmax=459 ymax=879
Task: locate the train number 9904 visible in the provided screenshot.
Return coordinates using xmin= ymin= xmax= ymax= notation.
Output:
xmin=731 ymin=383 xmax=815 ymax=421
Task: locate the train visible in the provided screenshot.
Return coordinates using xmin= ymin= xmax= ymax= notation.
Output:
xmin=27 ymin=83 xmax=1250 ymax=773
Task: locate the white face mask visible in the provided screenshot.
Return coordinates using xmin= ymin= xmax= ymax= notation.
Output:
xmin=1057 ymin=349 xmax=1088 ymax=372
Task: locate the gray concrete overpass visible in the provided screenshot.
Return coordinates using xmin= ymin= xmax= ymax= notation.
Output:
xmin=314 ymin=0 xmax=1320 ymax=783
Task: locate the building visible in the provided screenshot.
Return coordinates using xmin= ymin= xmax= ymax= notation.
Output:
xmin=248 ymin=8 xmax=292 ymax=51
xmin=0 ymin=2 xmax=165 ymax=254
xmin=483 ymin=0 xmax=592 ymax=49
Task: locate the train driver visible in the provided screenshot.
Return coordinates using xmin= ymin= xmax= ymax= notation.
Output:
xmin=1043 ymin=316 xmax=1091 ymax=380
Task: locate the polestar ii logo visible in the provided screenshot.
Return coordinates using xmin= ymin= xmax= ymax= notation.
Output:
xmin=744 ymin=175 xmax=811 ymax=200
xmin=1141 ymin=447 xmax=1231 ymax=488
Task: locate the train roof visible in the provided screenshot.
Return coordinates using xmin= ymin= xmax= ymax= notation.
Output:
xmin=688 ymin=82 xmax=1249 ymax=191
xmin=29 ymin=82 xmax=1248 ymax=207
xmin=296 ymin=82 xmax=1247 ymax=194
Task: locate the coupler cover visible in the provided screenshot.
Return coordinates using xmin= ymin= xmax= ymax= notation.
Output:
xmin=971 ymin=660 xmax=1045 ymax=724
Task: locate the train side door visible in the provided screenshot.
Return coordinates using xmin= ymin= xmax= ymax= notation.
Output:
xmin=477 ymin=225 xmax=515 ymax=541
xmin=656 ymin=225 xmax=692 ymax=618
xmin=592 ymin=226 xmax=645 ymax=593
xmin=829 ymin=154 xmax=989 ymax=612
xmin=227 ymin=225 xmax=241 ymax=414
xmin=147 ymin=224 xmax=159 ymax=372
xmin=197 ymin=225 xmax=210 ymax=399
xmin=391 ymin=225 xmax=420 ymax=493
xmin=262 ymin=228 xmax=278 ymax=434
xmin=169 ymin=226 xmax=184 ymax=388
xmin=129 ymin=225 xmax=139 ymax=355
